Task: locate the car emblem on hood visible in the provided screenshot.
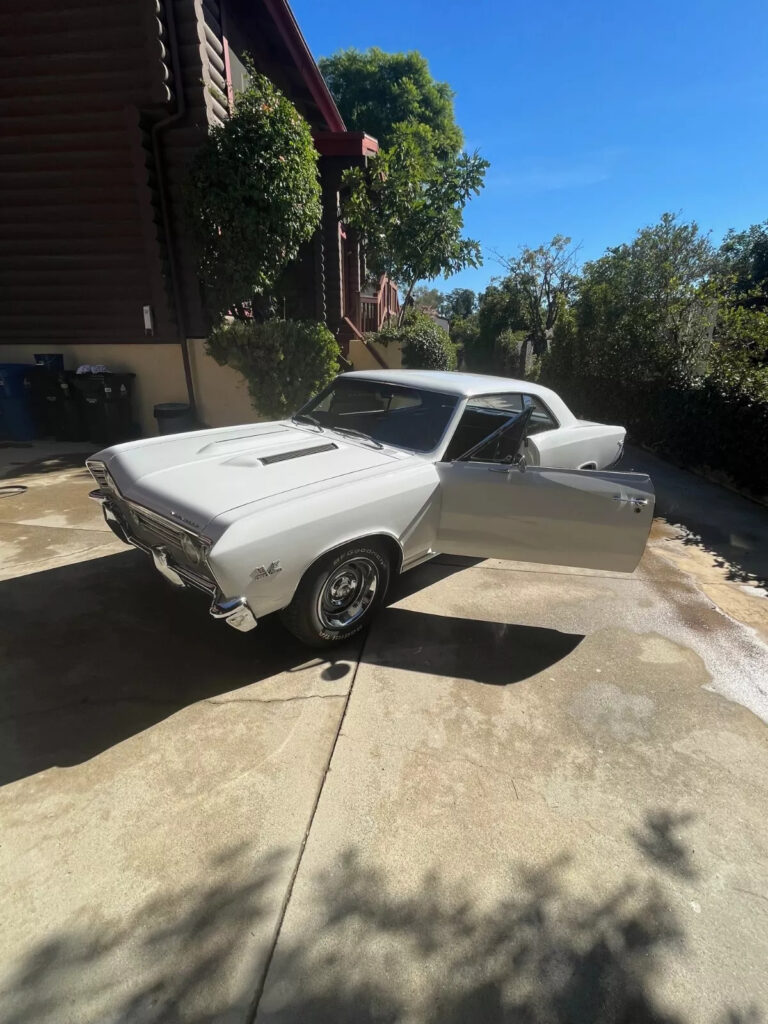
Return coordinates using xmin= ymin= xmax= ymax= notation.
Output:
xmin=169 ymin=511 xmax=203 ymax=529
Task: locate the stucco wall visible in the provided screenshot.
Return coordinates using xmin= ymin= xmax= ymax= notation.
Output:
xmin=1 ymin=336 xmax=406 ymax=440
xmin=0 ymin=343 xmax=188 ymax=437
xmin=0 ymin=341 xmax=263 ymax=437
xmin=187 ymin=338 xmax=258 ymax=428
xmin=348 ymin=337 xmax=403 ymax=371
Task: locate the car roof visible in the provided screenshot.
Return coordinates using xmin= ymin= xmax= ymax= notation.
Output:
xmin=340 ymin=369 xmax=577 ymax=428
xmin=342 ymin=369 xmax=559 ymax=401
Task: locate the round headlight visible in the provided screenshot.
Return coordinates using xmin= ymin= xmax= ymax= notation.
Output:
xmin=180 ymin=532 xmax=203 ymax=566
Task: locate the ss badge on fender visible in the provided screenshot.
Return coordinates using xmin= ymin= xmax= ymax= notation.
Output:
xmin=251 ymin=561 xmax=282 ymax=581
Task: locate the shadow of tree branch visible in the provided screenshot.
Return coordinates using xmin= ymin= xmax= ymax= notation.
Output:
xmin=630 ymin=811 xmax=699 ymax=880
xmin=2 ymin=837 xmax=763 ymax=1024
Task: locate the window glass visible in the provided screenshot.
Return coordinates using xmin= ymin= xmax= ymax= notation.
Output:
xmin=443 ymin=393 xmax=523 ymax=461
xmin=527 ymin=396 xmax=558 ymax=435
xmin=300 ymin=379 xmax=458 ymax=453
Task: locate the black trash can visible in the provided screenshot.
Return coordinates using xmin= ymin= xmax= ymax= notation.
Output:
xmin=154 ymin=402 xmax=197 ymax=435
xmin=71 ymin=372 xmax=136 ymax=445
xmin=27 ymin=356 xmax=67 ymax=437
xmin=42 ymin=372 xmax=89 ymax=442
xmin=34 ymin=353 xmax=65 ymax=373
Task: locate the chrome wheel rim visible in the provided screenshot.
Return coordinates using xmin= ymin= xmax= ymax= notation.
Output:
xmin=318 ymin=557 xmax=379 ymax=630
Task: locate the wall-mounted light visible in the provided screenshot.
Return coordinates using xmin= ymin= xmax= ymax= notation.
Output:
xmin=143 ymin=305 xmax=154 ymax=336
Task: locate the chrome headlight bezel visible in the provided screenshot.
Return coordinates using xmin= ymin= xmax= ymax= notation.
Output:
xmin=180 ymin=531 xmax=208 ymax=567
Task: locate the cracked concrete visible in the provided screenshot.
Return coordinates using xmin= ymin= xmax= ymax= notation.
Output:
xmin=0 ymin=443 xmax=767 ymax=1024
xmin=205 ymin=693 xmax=348 ymax=707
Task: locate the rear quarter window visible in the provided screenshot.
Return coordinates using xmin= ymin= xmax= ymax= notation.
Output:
xmin=527 ymin=397 xmax=558 ymax=434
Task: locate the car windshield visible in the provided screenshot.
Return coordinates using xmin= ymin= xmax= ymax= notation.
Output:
xmin=296 ymin=379 xmax=459 ymax=453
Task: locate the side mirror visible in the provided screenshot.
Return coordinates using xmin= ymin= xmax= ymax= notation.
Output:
xmin=514 ymin=452 xmax=527 ymax=473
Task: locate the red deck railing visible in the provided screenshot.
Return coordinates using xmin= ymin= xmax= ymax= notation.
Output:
xmin=360 ymin=276 xmax=399 ymax=334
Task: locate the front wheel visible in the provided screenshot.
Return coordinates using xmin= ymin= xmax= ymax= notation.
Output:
xmin=279 ymin=541 xmax=391 ymax=647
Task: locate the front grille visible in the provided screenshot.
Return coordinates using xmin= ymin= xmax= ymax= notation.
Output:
xmin=129 ymin=506 xmax=187 ymax=550
xmin=174 ymin=564 xmax=217 ymax=595
xmin=114 ymin=502 xmax=218 ymax=594
xmin=88 ymin=466 xmax=218 ymax=595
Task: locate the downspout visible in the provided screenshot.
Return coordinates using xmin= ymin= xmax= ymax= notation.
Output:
xmin=150 ymin=0 xmax=197 ymax=416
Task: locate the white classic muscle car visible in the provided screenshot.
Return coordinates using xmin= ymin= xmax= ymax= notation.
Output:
xmin=87 ymin=370 xmax=654 ymax=646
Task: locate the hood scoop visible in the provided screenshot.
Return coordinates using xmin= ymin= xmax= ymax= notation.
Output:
xmin=258 ymin=442 xmax=339 ymax=466
xmin=197 ymin=427 xmax=289 ymax=455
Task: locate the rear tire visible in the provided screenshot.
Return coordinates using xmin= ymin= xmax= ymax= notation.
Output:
xmin=279 ymin=541 xmax=391 ymax=648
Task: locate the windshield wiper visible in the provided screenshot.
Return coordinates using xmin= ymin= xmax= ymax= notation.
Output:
xmin=291 ymin=412 xmax=324 ymax=429
xmin=329 ymin=425 xmax=383 ymax=449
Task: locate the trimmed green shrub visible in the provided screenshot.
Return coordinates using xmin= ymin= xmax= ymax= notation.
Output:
xmin=373 ymin=311 xmax=457 ymax=371
xmin=185 ymin=67 xmax=321 ymax=320
xmin=207 ymin=319 xmax=340 ymax=419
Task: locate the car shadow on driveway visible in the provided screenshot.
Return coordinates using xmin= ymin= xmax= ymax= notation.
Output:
xmin=0 ymin=549 xmax=361 ymax=787
xmin=0 ymin=553 xmax=583 ymax=785
xmin=367 ymin=605 xmax=583 ymax=686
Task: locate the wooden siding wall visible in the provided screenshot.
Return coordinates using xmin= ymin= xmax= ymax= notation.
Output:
xmin=156 ymin=0 xmax=218 ymax=340
xmin=0 ymin=0 xmax=361 ymax=352
xmin=0 ymin=0 xmax=180 ymax=345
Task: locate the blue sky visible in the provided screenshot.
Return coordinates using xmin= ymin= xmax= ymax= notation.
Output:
xmin=293 ymin=0 xmax=768 ymax=294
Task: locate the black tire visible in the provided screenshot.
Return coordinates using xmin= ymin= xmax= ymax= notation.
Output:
xmin=279 ymin=540 xmax=391 ymax=648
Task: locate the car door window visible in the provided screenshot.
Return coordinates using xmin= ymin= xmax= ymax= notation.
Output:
xmin=443 ymin=393 xmax=525 ymax=462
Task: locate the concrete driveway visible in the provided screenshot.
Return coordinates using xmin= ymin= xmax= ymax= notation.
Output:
xmin=0 ymin=444 xmax=766 ymax=1024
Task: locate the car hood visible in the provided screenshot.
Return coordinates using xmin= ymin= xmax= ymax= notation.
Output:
xmin=99 ymin=421 xmax=404 ymax=532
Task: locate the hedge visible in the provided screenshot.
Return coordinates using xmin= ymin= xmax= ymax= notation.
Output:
xmin=207 ymin=318 xmax=339 ymax=419
xmin=372 ymin=311 xmax=457 ymax=371
xmin=540 ymin=373 xmax=768 ymax=498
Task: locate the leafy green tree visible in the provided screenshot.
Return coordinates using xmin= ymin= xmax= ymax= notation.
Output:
xmin=449 ymin=314 xmax=480 ymax=368
xmin=185 ymin=68 xmax=321 ymax=321
xmin=460 ymin=238 xmax=578 ymax=375
xmin=573 ymin=213 xmax=715 ymax=381
xmin=411 ymin=285 xmax=444 ymax=312
xmin=206 ymin=319 xmax=339 ymax=417
xmin=342 ymin=123 xmax=487 ymax=314
xmin=440 ymin=287 xmax=477 ymax=321
xmin=708 ymin=304 xmax=768 ymax=395
xmin=460 ymin=276 xmax=527 ymax=372
xmin=716 ymin=220 xmax=768 ymax=311
xmin=373 ymin=310 xmax=456 ymax=370
xmin=318 ymin=48 xmax=462 ymax=157
xmin=708 ymin=221 xmax=768 ymax=390
xmin=321 ymin=47 xmax=487 ymax=311
xmin=495 ymin=236 xmax=580 ymax=357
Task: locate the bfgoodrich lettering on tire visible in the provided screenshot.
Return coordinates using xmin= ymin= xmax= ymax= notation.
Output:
xmin=279 ymin=541 xmax=391 ymax=647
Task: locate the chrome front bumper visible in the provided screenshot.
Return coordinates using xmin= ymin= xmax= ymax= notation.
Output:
xmin=209 ymin=596 xmax=258 ymax=632
xmin=89 ymin=489 xmax=257 ymax=632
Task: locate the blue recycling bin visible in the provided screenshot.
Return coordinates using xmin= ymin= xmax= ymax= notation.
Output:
xmin=0 ymin=363 xmax=41 ymax=441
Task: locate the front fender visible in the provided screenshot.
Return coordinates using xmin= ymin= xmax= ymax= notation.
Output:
xmin=207 ymin=463 xmax=438 ymax=618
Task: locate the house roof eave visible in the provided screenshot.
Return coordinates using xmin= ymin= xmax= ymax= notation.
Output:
xmin=262 ymin=0 xmax=346 ymax=133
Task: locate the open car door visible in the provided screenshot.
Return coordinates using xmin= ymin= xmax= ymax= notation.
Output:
xmin=436 ymin=461 xmax=655 ymax=573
